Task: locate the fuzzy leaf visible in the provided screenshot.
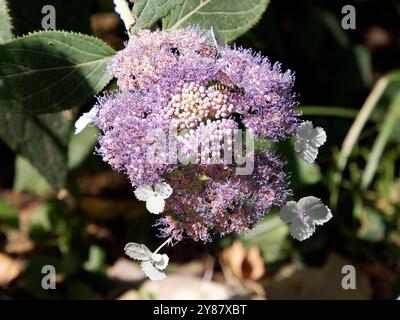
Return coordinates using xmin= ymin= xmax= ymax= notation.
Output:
xmin=132 ymin=0 xmax=184 ymax=33
xmin=163 ymin=0 xmax=270 ymax=42
xmin=0 ymin=113 xmax=70 ymax=190
xmin=0 ymin=31 xmax=115 ymax=114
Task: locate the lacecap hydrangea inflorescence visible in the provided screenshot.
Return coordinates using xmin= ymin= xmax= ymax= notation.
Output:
xmin=75 ymin=28 xmax=331 ymax=280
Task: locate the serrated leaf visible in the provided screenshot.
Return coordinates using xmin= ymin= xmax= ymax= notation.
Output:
xmin=0 ymin=0 xmax=13 ymax=44
xmin=132 ymin=0 xmax=184 ymax=33
xmin=0 ymin=31 xmax=115 ymax=114
xmin=163 ymin=0 xmax=270 ymax=42
xmin=0 ymin=113 xmax=70 ymax=190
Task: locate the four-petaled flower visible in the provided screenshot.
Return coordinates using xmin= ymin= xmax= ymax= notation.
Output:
xmin=280 ymin=196 xmax=332 ymax=241
xmin=295 ymin=121 xmax=327 ymax=164
xmin=134 ymin=182 xmax=173 ymax=214
xmin=124 ymin=242 xmax=169 ymax=281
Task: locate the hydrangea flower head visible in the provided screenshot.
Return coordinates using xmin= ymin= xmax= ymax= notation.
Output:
xmin=74 ymin=27 xmax=332 ymax=275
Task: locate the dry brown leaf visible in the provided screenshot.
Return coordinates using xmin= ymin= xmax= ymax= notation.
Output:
xmin=221 ymin=240 xmax=265 ymax=281
xmin=363 ymin=261 xmax=398 ymax=299
xmin=4 ymin=230 xmax=34 ymax=254
xmin=117 ymin=289 xmax=140 ymax=300
xmin=0 ymin=252 xmax=23 ymax=287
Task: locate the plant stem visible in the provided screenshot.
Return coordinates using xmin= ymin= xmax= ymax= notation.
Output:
xmin=154 ymin=237 xmax=173 ymax=254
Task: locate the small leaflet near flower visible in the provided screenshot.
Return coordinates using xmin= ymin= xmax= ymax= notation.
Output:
xmin=295 ymin=121 xmax=327 ymax=164
xmin=124 ymin=242 xmax=169 ymax=281
xmin=134 ymin=182 xmax=173 ymax=215
xmin=280 ymin=196 xmax=332 ymax=241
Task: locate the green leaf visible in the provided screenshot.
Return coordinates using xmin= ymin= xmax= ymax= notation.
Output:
xmin=296 ymin=159 xmax=321 ymax=185
xmin=357 ymin=207 xmax=385 ymax=242
xmin=300 ymin=106 xmax=363 ymax=119
xmin=0 ymin=0 xmax=13 ymax=43
xmin=361 ymin=93 xmax=400 ymax=190
xmin=132 ymin=0 xmax=184 ymax=33
xmin=163 ymin=0 xmax=270 ymax=42
xmin=68 ymin=125 xmax=99 ymax=169
xmin=0 ymin=197 xmax=19 ymax=228
xmin=13 ymin=156 xmax=51 ymax=196
xmin=0 ymin=31 xmax=115 ymax=114
xmin=28 ymin=203 xmax=52 ymax=241
xmin=329 ymin=70 xmax=400 ymax=208
xmin=241 ymin=214 xmax=288 ymax=263
xmin=0 ymin=113 xmax=70 ymax=190
xmin=84 ymin=245 xmax=106 ymax=273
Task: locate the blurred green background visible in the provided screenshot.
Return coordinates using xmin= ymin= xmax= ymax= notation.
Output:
xmin=0 ymin=0 xmax=400 ymax=299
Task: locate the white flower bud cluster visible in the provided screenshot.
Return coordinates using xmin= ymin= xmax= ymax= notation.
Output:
xmin=178 ymin=119 xmax=236 ymax=165
xmin=163 ymin=82 xmax=235 ymax=131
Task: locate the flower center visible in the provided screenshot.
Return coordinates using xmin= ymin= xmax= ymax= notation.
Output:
xmin=162 ymin=82 xmax=235 ymax=131
xmin=299 ymin=210 xmax=310 ymax=223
